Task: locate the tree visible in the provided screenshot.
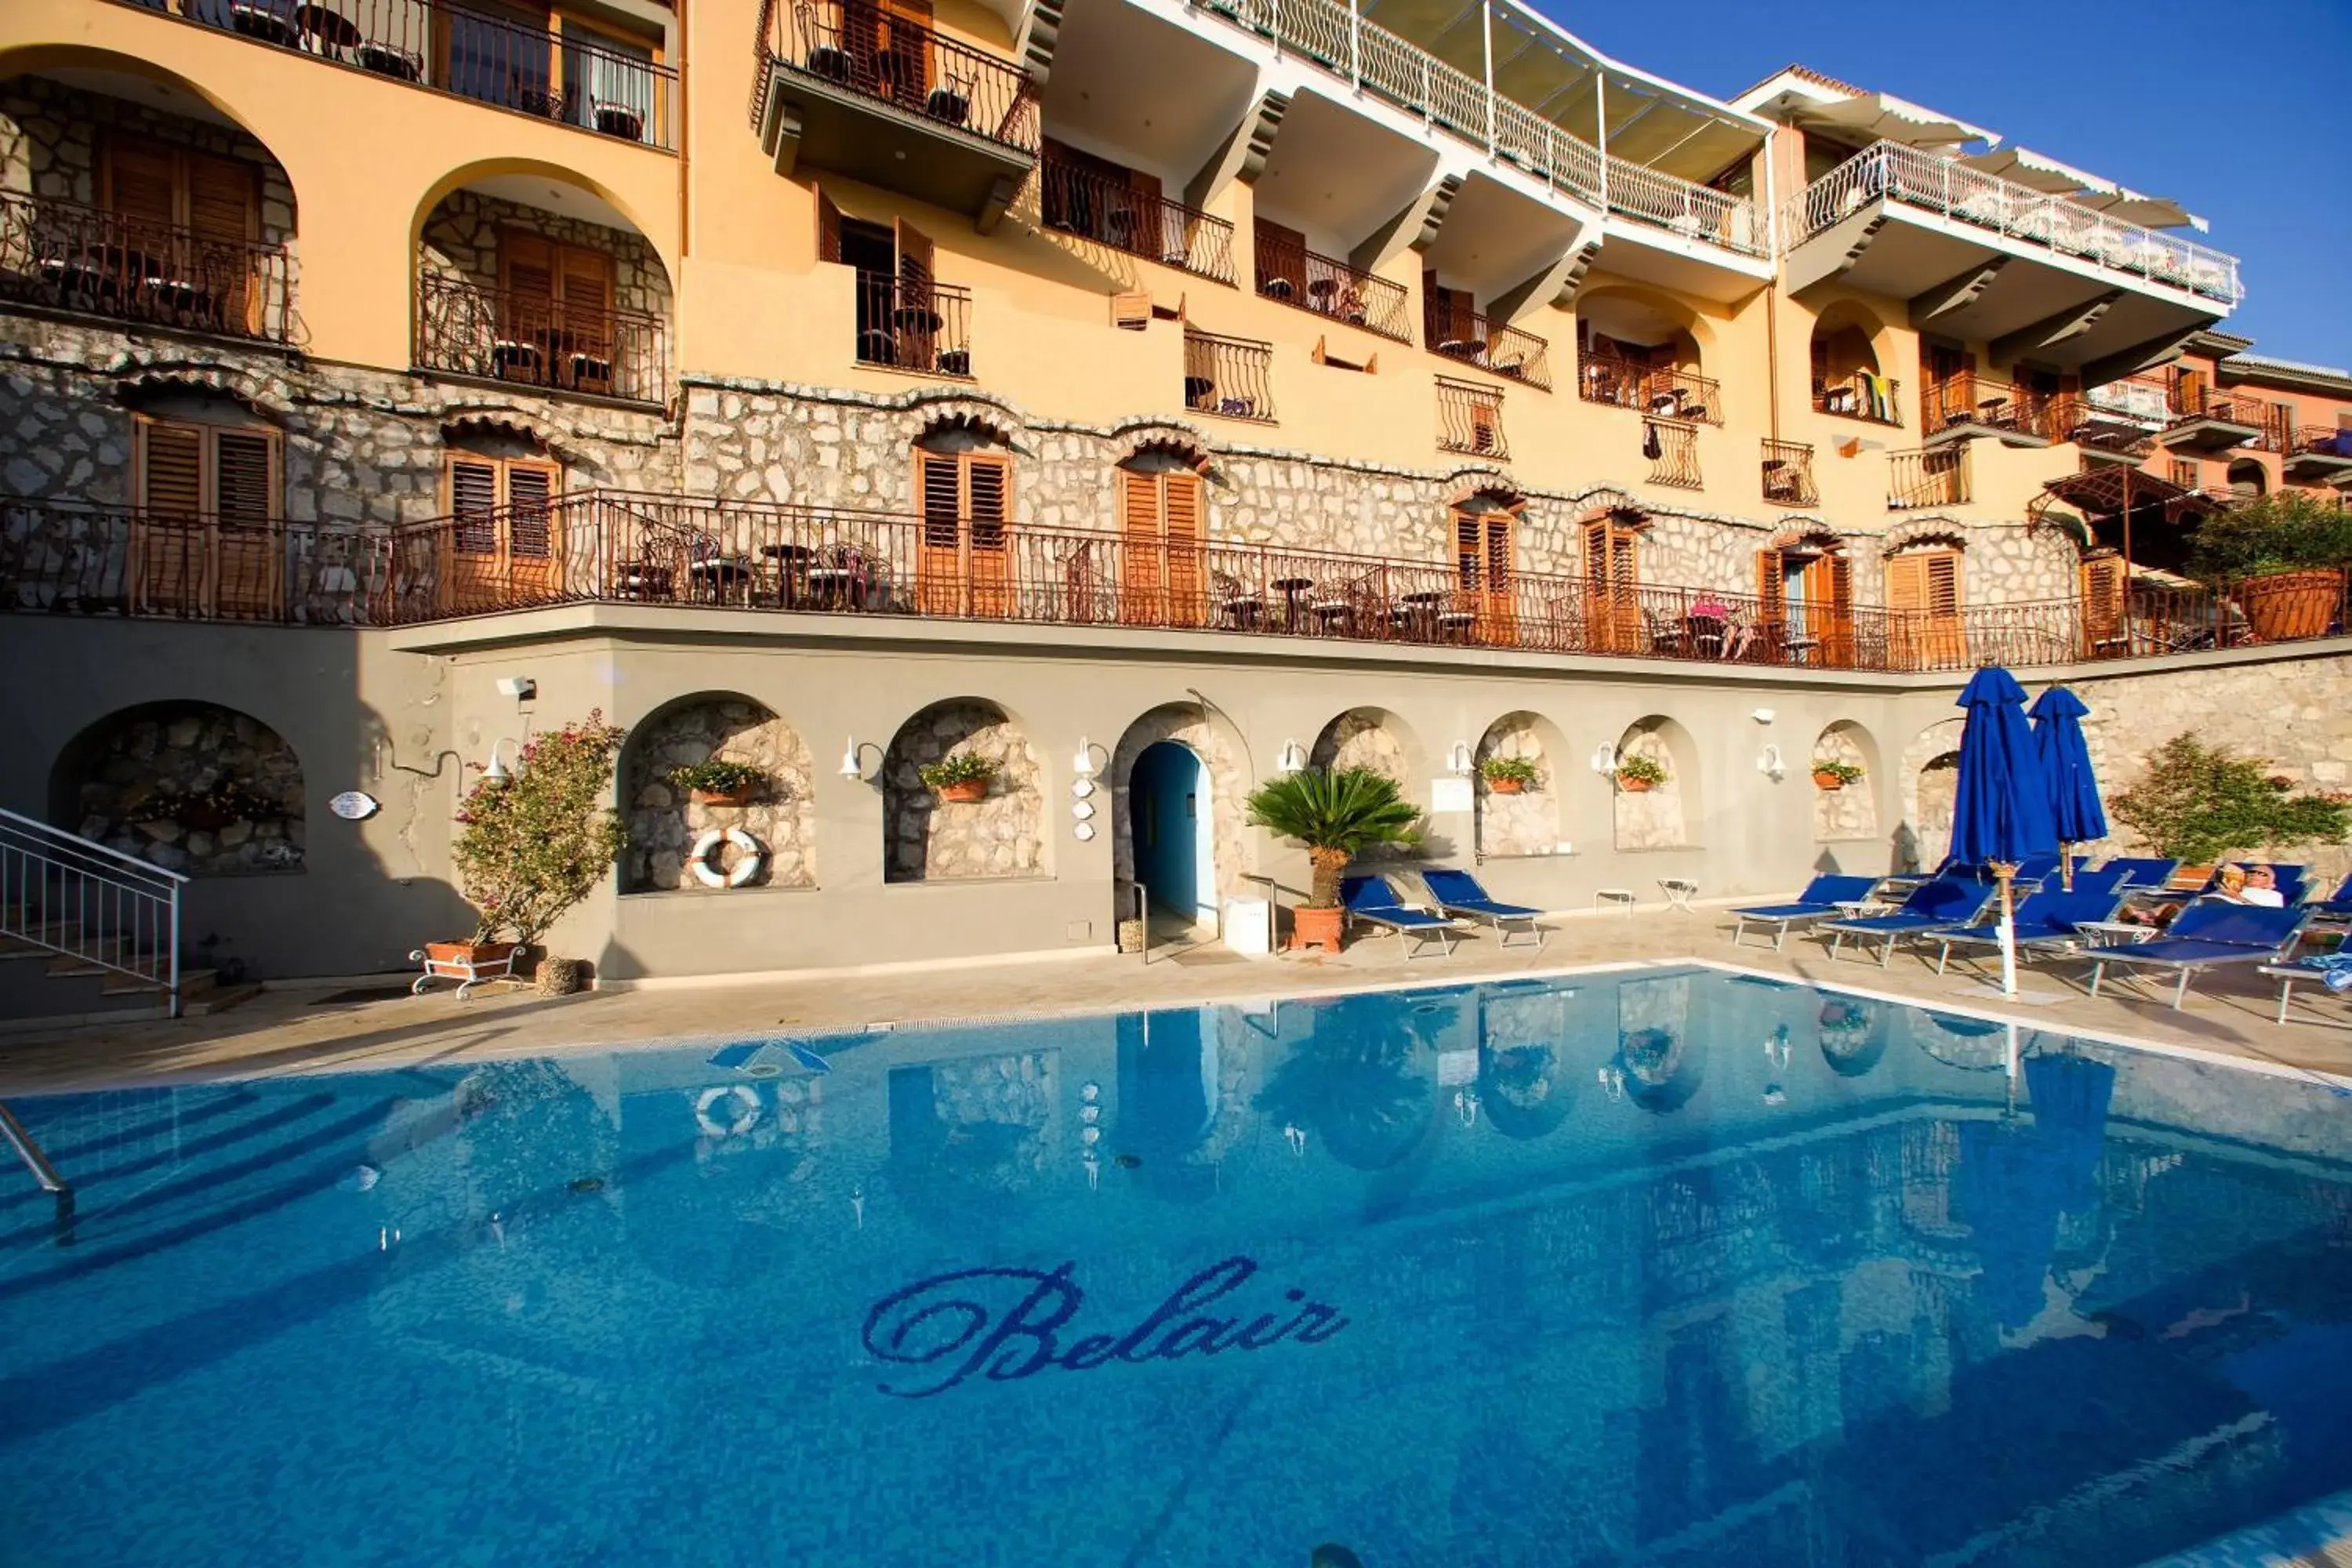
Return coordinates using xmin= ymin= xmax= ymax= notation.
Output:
xmin=1243 ymin=766 xmax=1421 ymax=908
xmin=2107 ymin=735 xmax=2350 ymax=864
xmin=2185 ymin=492 xmax=2352 ymax=584
xmin=453 ymin=713 xmax=630 ymax=945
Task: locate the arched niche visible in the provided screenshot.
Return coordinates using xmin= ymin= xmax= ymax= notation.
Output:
xmin=881 ymin=698 xmax=1044 ymax=884
xmin=1900 ymin=717 xmax=1967 ymax=872
xmin=52 ymin=701 xmax=304 ymax=875
xmin=1812 ymin=719 xmax=1882 ymax=844
xmin=1308 ymin=706 xmax=1425 ymax=865
xmin=1809 ymin=299 xmax=1890 ymax=407
xmin=1612 ymin=714 xmax=1698 ymax=851
xmin=1109 ymin=702 xmax=1249 ymax=929
xmin=619 ymin=693 xmax=815 ymax=894
xmin=2226 ymin=458 xmax=2267 ymax=499
xmin=1473 ymin=710 xmax=1566 ymax=858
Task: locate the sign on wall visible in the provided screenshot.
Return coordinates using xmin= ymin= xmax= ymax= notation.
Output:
xmin=328 ymin=791 xmax=380 ymax=821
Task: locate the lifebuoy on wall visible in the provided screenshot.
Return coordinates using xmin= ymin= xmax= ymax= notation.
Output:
xmin=689 ymin=826 xmax=767 ymax=889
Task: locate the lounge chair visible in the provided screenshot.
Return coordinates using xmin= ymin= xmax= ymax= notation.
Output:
xmin=1341 ymin=875 xmax=1457 ymax=959
xmin=1928 ymin=886 xmax=2129 ymax=974
xmin=1726 ymin=874 xmax=1881 ymax=950
xmin=1819 ymin=878 xmax=1997 ymax=967
xmin=2097 ymin=857 xmax=2180 ymax=890
xmin=2259 ymin=954 xmax=2352 ymax=1024
xmin=1421 ymin=869 xmax=1546 ymax=949
xmin=2308 ymin=873 xmax=2352 ymax=922
xmin=2083 ymin=903 xmax=2311 ymax=1009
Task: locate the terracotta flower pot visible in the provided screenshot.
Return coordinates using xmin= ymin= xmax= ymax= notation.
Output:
xmin=1813 ymin=771 xmax=1846 ymax=791
xmin=1486 ymin=776 xmax=1527 ymax=794
xmin=1618 ymin=776 xmax=1655 ymax=793
xmin=935 ymin=778 xmax=989 ymax=804
xmin=1289 ymin=904 xmax=1345 ymax=953
xmin=425 ymin=940 xmax=517 ymax=967
xmin=2238 ymin=568 xmax=2343 ymax=642
xmin=690 ymin=786 xmax=755 ymax=807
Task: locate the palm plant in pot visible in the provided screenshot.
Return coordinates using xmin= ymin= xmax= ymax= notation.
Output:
xmin=920 ymin=750 xmax=997 ymax=804
xmin=1480 ymin=755 xmax=1541 ymax=795
xmin=1810 ymin=758 xmax=1865 ymax=792
xmin=1244 ymin=766 xmax=1421 ymax=952
xmin=668 ymin=757 xmax=768 ymax=807
xmin=1614 ymin=753 xmax=1668 ymax=793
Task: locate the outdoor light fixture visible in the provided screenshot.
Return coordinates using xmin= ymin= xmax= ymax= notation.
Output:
xmin=1757 ymin=743 xmax=1786 ymax=780
xmin=1590 ymin=742 xmax=1617 ymax=776
xmin=838 ymin=737 xmax=884 ymax=781
xmin=1751 ymin=707 xmax=1776 ymax=724
xmin=1072 ymin=737 xmax=1107 ymax=778
xmin=1446 ymin=742 xmax=1475 ymax=776
xmin=1276 ymin=739 xmax=1307 ymax=772
xmin=480 ymin=735 xmax=524 ymax=786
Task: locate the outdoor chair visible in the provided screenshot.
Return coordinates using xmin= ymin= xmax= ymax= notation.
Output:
xmin=2258 ymin=954 xmax=2352 ymax=1024
xmin=1341 ymin=875 xmax=1457 ymax=959
xmin=1819 ymin=878 xmax=1997 ymax=967
xmin=2097 ymin=857 xmax=2181 ymax=890
xmin=2307 ymin=873 xmax=2352 ymax=923
xmin=1420 ymin=869 xmax=1546 ymax=950
xmin=2082 ymin=903 xmax=2312 ymax=1010
xmin=1726 ymin=874 xmax=1881 ymax=950
xmin=1928 ymin=886 xmax=2129 ymax=975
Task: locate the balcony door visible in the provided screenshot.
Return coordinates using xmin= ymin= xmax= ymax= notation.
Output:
xmin=444 ymin=452 xmax=561 ymax=612
xmin=132 ymin=413 xmax=281 ymax=620
xmin=499 ymin=232 xmax=616 ymax=394
xmin=916 ymin=441 xmax=1013 ymax=617
xmin=1118 ymin=463 xmax=1206 ymax=627
xmin=442 ymin=0 xmax=558 ymax=117
xmin=103 ymin=136 xmax=260 ymax=333
xmin=1584 ymin=519 xmax=1643 ymax=653
xmin=836 ymin=0 xmax=934 ymax=108
xmin=1454 ymin=503 xmax=1515 ymax=643
xmin=2081 ymin=550 xmax=2127 ymax=655
xmin=1757 ymin=544 xmax=1853 ymax=666
xmin=1887 ymin=546 xmax=1965 ymax=670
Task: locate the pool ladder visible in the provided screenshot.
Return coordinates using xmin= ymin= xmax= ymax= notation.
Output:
xmin=0 ymin=1100 xmax=74 ymax=1245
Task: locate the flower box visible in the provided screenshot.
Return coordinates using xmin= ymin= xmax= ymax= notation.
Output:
xmin=412 ymin=940 xmax=519 ymax=999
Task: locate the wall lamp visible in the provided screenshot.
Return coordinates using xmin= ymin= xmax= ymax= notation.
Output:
xmin=1756 ymin=742 xmax=1787 ymax=782
xmin=1589 ymin=742 xmax=1617 ymax=777
xmin=1275 ymin=739 xmax=1307 ymax=773
xmin=838 ymin=737 xmax=884 ymax=782
xmin=480 ymin=735 xmax=525 ymax=786
xmin=1446 ymin=741 xmax=1475 ymax=777
xmin=1071 ymin=736 xmax=1108 ymax=779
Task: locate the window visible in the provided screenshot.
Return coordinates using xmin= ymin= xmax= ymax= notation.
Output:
xmin=1455 ymin=502 xmax=1515 ymax=642
xmin=1583 ymin=516 xmax=1642 ymax=653
xmin=1437 ymin=376 xmax=1506 ymax=457
xmin=2169 ymin=459 xmax=2201 ymax=490
xmin=105 ymin=135 xmax=260 ymax=326
xmin=1117 ymin=461 xmax=1205 ymax=626
xmin=1757 ymin=542 xmax=1852 ymax=665
xmin=1886 ymin=546 xmax=1964 ymax=669
xmin=2081 ymin=551 xmax=2127 ymax=653
xmin=496 ymin=231 xmax=618 ymax=394
xmin=821 ymin=189 xmax=968 ymax=376
xmin=136 ymin=414 xmax=277 ymax=523
xmin=913 ymin=437 xmax=1014 ymax=617
xmin=446 ymin=0 xmax=557 ymax=117
xmin=561 ymin=21 xmax=658 ymax=140
xmin=1042 ymin=136 xmax=1166 ymax=256
xmin=446 ymin=452 xmax=558 ymax=556
xmin=132 ymin=411 xmax=281 ymax=618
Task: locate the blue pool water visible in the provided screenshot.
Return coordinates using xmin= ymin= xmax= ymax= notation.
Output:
xmin=5 ymin=968 xmax=2352 ymax=1566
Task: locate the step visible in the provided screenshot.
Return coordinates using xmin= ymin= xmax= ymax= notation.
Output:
xmin=99 ymin=967 xmax=219 ymax=998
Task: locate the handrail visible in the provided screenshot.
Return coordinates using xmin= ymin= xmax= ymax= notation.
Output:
xmin=0 ymin=1102 xmax=67 ymax=1196
xmin=761 ymin=0 xmax=1039 ymax=154
xmin=1782 ymin=140 xmax=2241 ymax=307
xmin=1040 ymin=157 xmax=1236 ymax=285
xmin=0 ymin=191 xmax=298 ymax=347
xmin=1254 ymin=230 xmax=1411 ymax=343
xmin=1577 ymin=350 xmax=1723 ymax=426
xmin=413 ymin=272 xmax=670 ymax=407
xmin=0 ymin=805 xmax=191 ymax=887
xmin=1426 ymin=300 xmax=1550 ymax=389
xmin=0 ymin=804 xmax=187 ymax=1018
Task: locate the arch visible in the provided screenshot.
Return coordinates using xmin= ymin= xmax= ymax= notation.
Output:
xmin=1478 ymin=986 xmax=1577 ymax=1140
xmin=115 ymin=373 xmax=289 ymax=423
xmin=1899 ymin=717 xmax=1967 ymax=872
xmin=1109 ymin=701 xmax=1249 ymax=928
xmin=408 ymin=157 xmax=673 ymax=281
xmin=1441 ymin=466 xmax=1525 ymax=510
xmin=1112 ymin=426 xmax=1218 ymax=475
xmin=1307 ymin=707 xmax=1425 ymax=864
xmin=2227 ymin=457 xmax=2267 ymax=499
xmin=619 ymin=692 xmax=815 ymax=894
xmin=1612 ymin=714 xmax=1699 ymax=851
xmin=50 ymin=700 xmax=304 ymax=876
xmin=1817 ymin=996 xmax=1889 ymax=1078
xmin=1808 ymin=298 xmax=1889 ymax=392
xmin=880 ymin=697 xmax=1045 ymax=883
xmin=1577 ymin=284 xmax=1713 ymax=397
xmin=1812 ymin=719 xmax=1882 ymax=846
xmin=1613 ymin=974 xmax=1699 ymax=1115
xmin=1882 ymin=517 xmax=1969 ymax=555
xmin=912 ymin=405 xmax=1025 ymax=453
xmin=1474 ymin=710 xmax=1566 ymax=858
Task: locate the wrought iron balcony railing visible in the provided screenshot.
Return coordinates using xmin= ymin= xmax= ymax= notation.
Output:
xmin=759 ymin=0 xmax=1038 ymax=153
xmin=1183 ymin=328 xmax=1275 ymax=422
xmin=1889 ymin=446 xmax=1970 ymax=509
xmin=1812 ymin=371 xmax=1901 ymax=426
xmin=1577 ymin=350 xmax=1722 ymax=426
xmin=1425 ymin=301 xmax=1550 ymax=389
xmin=413 ymin=273 xmax=669 ymax=405
xmin=1040 ymin=158 xmax=1236 ymax=285
xmin=851 ymin=270 xmax=973 ymax=378
xmin=1254 ymin=231 xmax=1412 ymax=343
xmin=1646 ymin=417 xmax=1701 ymax=492
xmin=1759 ymin=439 xmax=1817 ymax=506
xmin=1436 ymin=377 xmax=1507 ymax=458
xmin=0 ymin=192 xmax=296 ymax=346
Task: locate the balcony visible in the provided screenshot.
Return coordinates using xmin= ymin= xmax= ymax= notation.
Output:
xmin=414 ymin=274 xmax=668 ymax=405
xmin=1182 ymin=329 xmax=1274 ymax=422
xmin=2285 ymin=426 xmax=2352 ymax=482
xmin=2161 ymin=387 xmax=2264 ymax=454
xmin=1425 ymin=302 xmax=1549 ymax=390
xmin=1889 ymin=446 xmax=1969 ymax=509
xmin=1436 ymin=376 xmax=1506 ymax=458
xmin=145 ymin=0 xmax=675 ymax=149
xmin=851 ymin=270 xmax=972 ymax=378
xmin=1040 ymin=158 xmax=1236 ymax=285
xmin=1604 ymin=153 xmax=1765 ymax=257
xmin=755 ymin=0 xmax=1037 ymax=221
xmin=1646 ymin=418 xmax=1701 ymax=492
xmin=0 ymin=193 xmax=296 ymax=347
xmin=1812 ymin=372 xmax=1900 ymax=426
xmin=1760 ymin=440 xmax=1817 ymax=506
xmin=1253 ymin=230 xmax=1411 ymax=343
xmin=1577 ymin=350 xmax=1722 ymax=426
xmin=1923 ymin=374 xmax=2054 ymax=448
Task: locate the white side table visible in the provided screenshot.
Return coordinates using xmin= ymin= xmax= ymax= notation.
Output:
xmin=1595 ymin=888 xmax=1637 ymax=916
xmin=1658 ymin=878 xmax=1700 ymax=913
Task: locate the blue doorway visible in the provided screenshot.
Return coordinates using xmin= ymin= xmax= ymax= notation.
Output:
xmin=1131 ymin=740 xmax=1213 ymax=926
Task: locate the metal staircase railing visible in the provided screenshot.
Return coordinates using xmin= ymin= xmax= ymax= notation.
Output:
xmin=0 ymin=805 xmax=188 ymax=1017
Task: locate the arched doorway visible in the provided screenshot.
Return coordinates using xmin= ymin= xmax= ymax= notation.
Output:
xmin=1131 ymin=740 xmax=1214 ymax=927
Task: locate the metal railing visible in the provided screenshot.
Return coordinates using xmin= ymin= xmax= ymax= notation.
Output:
xmin=1425 ymin=301 xmax=1550 ymax=389
xmin=1924 ymin=373 xmax=2069 ymax=442
xmin=1604 ymin=152 xmax=1765 ymax=256
xmin=413 ymin=273 xmax=669 ymax=405
xmin=1783 ymin=140 xmax=2242 ymax=307
xmin=1040 ymin=158 xmax=1235 ymax=285
xmin=1436 ymin=377 xmax=1507 ymax=458
xmin=2288 ymin=426 xmax=2352 ymax=464
xmin=0 ymin=192 xmax=296 ymax=346
xmin=1812 ymin=371 xmax=1900 ymax=426
xmin=1646 ymin=417 xmax=1701 ymax=491
xmin=1577 ymin=350 xmax=1722 ymax=426
xmin=1183 ymin=328 xmax=1275 ymax=422
xmin=851 ymin=270 xmax=973 ymax=377
xmin=1760 ymin=439 xmax=1817 ymax=506
xmin=6 ymin=492 xmax=2347 ymax=672
xmin=0 ymin=1100 xmax=74 ymax=1245
xmin=1889 ymin=446 xmax=1970 ymax=509
xmin=151 ymin=0 xmax=675 ymax=147
xmin=1254 ymin=230 xmax=1412 ymax=342
xmin=0 ymin=804 xmax=187 ymax=1018
xmin=760 ymin=0 xmax=1038 ymax=153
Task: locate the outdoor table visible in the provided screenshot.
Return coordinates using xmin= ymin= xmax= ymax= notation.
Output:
xmin=806 ymin=566 xmax=862 ymax=609
xmin=1396 ymin=590 xmax=1446 ymax=641
xmin=1311 ymin=598 xmax=1353 ymax=635
xmin=687 ymin=556 xmax=753 ymax=604
xmin=1262 ymin=277 xmax=1294 ymax=300
xmin=1272 ymin=576 xmax=1313 ymax=631
xmin=229 ymin=0 xmax=299 ymax=45
xmin=2261 ymin=962 xmax=2352 ymax=1027
xmin=760 ymin=543 xmax=815 ymax=606
xmin=1219 ymin=597 xmax=1264 ymax=630
xmin=1658 ymin=877 xmax=1700 ymax=913
xmin=357 ymin=41 xmax=423 ymax=78
xmin=594 ymin=103 xmax=647 ymax=140
xmin=2074 ymin=920 xmax=2157 ymax=949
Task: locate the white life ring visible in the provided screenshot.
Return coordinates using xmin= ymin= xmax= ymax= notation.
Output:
xmin=695 ymin=1084 xmax=761 ymax=1138
xmin=689 ymin=826 xmax=767 ymax=889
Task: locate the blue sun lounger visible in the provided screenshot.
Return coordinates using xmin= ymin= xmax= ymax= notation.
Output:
xmin=1342 ymin=875 xmax=1457 ymax=959
xmin=2099 ymin=857 xmax=2182 ymax=890
xmin=1820 ymin=878 xmax=1996 ymax=967
xmin=2310 ymin=873 xmax=2352 ymax=922
xmin=2083 ymin=903 xmax=2311 ymax=1009
xmin=1420 ymin=869 xmax=1546 ymax=949
xmin=1928 ymin=885 xmax=2129 ymax=975
xmin=1727 ymin=874 xmax=1881 ymax=950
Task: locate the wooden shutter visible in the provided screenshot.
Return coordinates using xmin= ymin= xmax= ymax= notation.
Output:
xmin=104 ymin=138 xmax=179 ymax=229
xmin=443 ymin=455 xmax=559 ymax=609
xmin=186 ymin=152 xmax=256 ymax=244
xmin=964 ymin=451 xmax=1011 ymax=617
xmin=1456 ymin=508 xmax=1512 ymax=642
xmin=136 ymin=418 xmax=205 ymax=518
xmin=1584 ymin=521 xmax=1639 ymax=652
xmin=1889 ymin=548 xmax=1962 ymax=668
xmin=448 ymin=456 xmax=501 ymax=554
xmin=1117 ymin=466 xmax=1163 ymax=623
xmin=1821 ymin=552 xmax=1855 ymax=666
xmin=210 ymin=429 xmax=279 ymax=617
xmin=1755 ymin=548 xmax=1786 ymax=626
xmin=2082 ymin=553 xmax=2126 ymax=652
xmin=134 ymin=418 xmax=279 ymax=618
xmin=895 ymin=216 xmax=935 ymax=292
xmin=558 ymin=247 xmax=612 ymax=316
xmin=213 ymin=430 xmax=274 ymax=527
xmin=501 ymin=231 xmax=557 ymax=302
xmin=815 ymin=185 xmax=844 ymax=264
xmin=1162 ymin=469 xmax=1203 ymax=626
xmin=916 ymin=447 xmax=967 ymax=616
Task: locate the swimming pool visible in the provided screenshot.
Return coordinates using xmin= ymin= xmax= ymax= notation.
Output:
xmin=5 ymin=967 xmax=2352 ymax=1566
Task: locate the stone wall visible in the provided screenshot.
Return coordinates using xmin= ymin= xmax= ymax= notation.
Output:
xmin=1475 ymin=713 xmax=1563 ymax=858
xmin=622 ymin=697 xmax=815 ymax=892
xmin=69 ymin=702 xmax=305 ymax=875
xmin=1308 ymin=707 xmax=1419 ymax=865
xmin=1812 ymin=723 xmax=1877 ymax=843
xmin=1109 ymin=705 xmax=1249 ymax=908
xmin=1612 ymin=719 xmax=1691 ymax=851
xmin=882 ymin=700 xmax=1046 ymax=882
xmin=1896 ymin=718 xmax=1965 ymax=872
xmin=419 ymin=191 xmax=670 ymax=323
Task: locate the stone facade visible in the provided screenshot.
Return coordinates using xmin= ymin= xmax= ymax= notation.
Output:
xmin=1308 ymin=707 xmax=1419 ymax=865
xmin=882 ymin=700 xmax=1045 ymax=882
xmin=1613 ymin=719 xmax=1691 ymax=851
xmin=1474 ymin=712 xmax=1563 ymax=858
xmin=419 ymin=190 xmax=670 ymax=325
xmin=1896 ymin=718 xmax=1967 ymax=871
xmin=1109 ymin=704 xmax=1249 ymax=909
xmin=622 ymin=697 xmax=815 ymax=893
xmin=1811 ymin=723 xmax=1878 ymax=844
xmin=69 ymin=702 xmax=305 ymax=875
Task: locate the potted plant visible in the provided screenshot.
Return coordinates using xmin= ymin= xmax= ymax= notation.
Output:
xmin=667 ymin=757 xmax=767 ymax=807
xmin=920 ymin=751 xmax=996 ymax=804
xmin=1614 ymin=754 xmax=1668 ymax=793
xmin=1811 ymin=759 xmax=1866 ymax=792
xmin=1243 ymin=765 xmax=1421 ymax=953
xmin=426 ymin=712 xmax=629 ymax=993
xmin=1480 ymin=755 xmax=1541 ymax=795
xmin=2184 ymin=493 xmax=2352 ymax=641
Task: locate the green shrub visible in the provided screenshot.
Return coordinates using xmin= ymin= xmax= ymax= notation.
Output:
xmin=1810 ymin=759 xmax=1866 ymax=784
xmin=1245 ymin=766 xmax=1421 ymax=907
xmin=666 ymin=758 xmax=768 ymax=796
xmin=917 ymin=752 xmax=996 ymax=789
xmin=2107 ymin=735 xmax=2351 ymax=863
xmin=1480 ymin=755 xmax=1541 ymax=787
xmin=2185 ymin=492 xmax=2352 ymax=584
xmin=1615 ymin=753 xmax=1668 ymax=786
xmin=455 ymin=713 xmax=629 ymax=945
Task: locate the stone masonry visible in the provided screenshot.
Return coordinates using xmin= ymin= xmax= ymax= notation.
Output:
xmin=1474 ymin=712 xmax=1563 ymax=858
xmin=1812 ymin=723 xmax=1877 ymax=844
xmin=1109 ymin=704 xmax=1250 ymax=910
xmin=72 ymin=702 xmax=306 ymax=875
xmin=882 ymin=700 xmax=1046 ymax=883
xmin=1613 ymin=719 xmax=1691 ymax=851
xmin=622 ymin=697 xmax=816 ymax=893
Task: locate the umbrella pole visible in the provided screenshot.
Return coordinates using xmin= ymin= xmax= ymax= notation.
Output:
xmin=2060 ymin=840 xmax=2072 ymax=892
xmin=1991 ymin=860 xmax=2020 ymax=998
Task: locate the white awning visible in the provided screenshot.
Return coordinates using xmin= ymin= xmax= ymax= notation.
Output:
xmin=1959 ymin=146 xmax=2113 ymax=197
xmin=2073 ymin=187 xmax=2205 ymax=232
xmin=1788 ymin=92 xmax=1996 ymax=151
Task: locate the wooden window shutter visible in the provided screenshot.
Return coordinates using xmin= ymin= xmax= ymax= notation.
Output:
xmin=1120 ymin=466 xmax=1161 ymax=543
xmin=1484 ymin=514 xmax=1510 ymax=588
xmin=186 ymin=152 xmax=257 ymax=245
xmin=105 ymin=138 xmax=179 ymax=227
xmin=965 ymin=452 xmax=1010 ymax=549
xmin=137 ymin=419 xmax=205 ymax=517
xmin=558 ymin=247 xmax=613 ymax=315
xmin=815 ymin=185 xmax=844 ymax=264
xmin=448 ymin=456 xmax=501 ymax=554
xmin=502 ymin=231 xmax=557 ymax=302
xmin=2082 ymin=554 xmax=2125 ymax=640
xmin=916 ymin=449 xmax=962 ymax=548
xmin=895 ymin=216 xmax=935 ymax=293
xmin=1827 ymin=553 xmax=1853 ymax=615
xmin=1925 ymin=549 xmax=1961 ymax=614
xmin=212 ymin=430 xmax=276 ymax=528
xmin=1886 ymin=552 xmax=1926 ymax=612
xmin=1161 ymin=470 xmax=1201 ymax=545
xmin=505 ymin=460 xmax=556 ymax=557
xmin=1755 ymin=549 xmax=1785 ymax=620
xmin=1457 ymin=510 xmax=1483 ymax=587
xmin=1613 ymin=526 xmax=1637 ymax=586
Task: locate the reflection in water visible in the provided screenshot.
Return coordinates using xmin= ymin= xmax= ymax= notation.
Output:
xmin=1254 ymin=996 xmax=1436 ymax=1171
xmin=1817 ymin=996 xmax=1889 ymax=1077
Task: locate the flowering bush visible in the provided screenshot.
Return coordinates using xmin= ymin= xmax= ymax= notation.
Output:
xmin=918 ymin=752 xmax=996 ymax=789
xmin=1479 ymin=755 xmax=1541 ymax=787
xmin=2109 ymin=735 xmax=2350 ymax=862
xmin=1614 ymin=754 xmax=1668 ymax=786
xmin=667 ymin=758 xmax=768 ymax=797
xmin=453 ymin=713 xmax=629 ymax=945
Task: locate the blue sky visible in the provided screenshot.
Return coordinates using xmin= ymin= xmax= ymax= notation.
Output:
xmin=1545 ymin=0 xmax=2352 ymax=368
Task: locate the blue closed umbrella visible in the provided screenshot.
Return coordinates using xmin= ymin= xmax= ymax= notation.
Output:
xmin=1951 ymin=666 xmax=2057 ymax=996
xmin=2028 ymin=686 xmax=2107 ymax=892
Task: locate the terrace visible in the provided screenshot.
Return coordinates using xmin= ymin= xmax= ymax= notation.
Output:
xmin=413 ymin=274 xmax=669 ymax=406
xmin=0 ymin=191 xmax=295 ymax=347
xmin=1254 ymin=229 xmax=1412 ymax=343
xmin=1040 ymin=157 xmax=1236 ymax=285
xmin=1425 ymin=299 xmax=1550 ymax=389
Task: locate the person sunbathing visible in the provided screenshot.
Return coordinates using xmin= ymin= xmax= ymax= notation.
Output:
xmin=2240 ymin=862 xmax=2287 ymax=908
